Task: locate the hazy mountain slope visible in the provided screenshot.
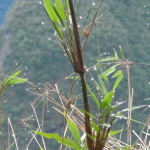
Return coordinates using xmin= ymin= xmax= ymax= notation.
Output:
xmin=0 ymin=0 xmax=150 ymax=149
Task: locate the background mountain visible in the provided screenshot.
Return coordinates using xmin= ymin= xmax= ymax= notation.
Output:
xmin=0 ymin=0 xmax=150 ymax=149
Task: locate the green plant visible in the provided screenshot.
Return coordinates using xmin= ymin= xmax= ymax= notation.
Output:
xmin=2 ymin=0 xmax=150 ymax=149
xmin=34 ymin=0 xmax=125 ymax=148
xmin=0 ymin=70 xmax=27 ymax=149
xmin=31 ymin=0 xmax=150 ymax=149
xmin=0 ymin=70 xmax=27 ymax=96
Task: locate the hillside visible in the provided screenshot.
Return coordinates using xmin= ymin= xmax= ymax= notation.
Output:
xmin=0 ymin=0 xmax=150 ymax=149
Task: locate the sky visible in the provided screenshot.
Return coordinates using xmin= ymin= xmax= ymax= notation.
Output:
xmin=0 ymin=0 xmax=15 ymax=25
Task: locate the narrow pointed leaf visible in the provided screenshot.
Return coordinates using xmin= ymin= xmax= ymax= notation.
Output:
xmin=80 ymin=110 xmax=94 ymax=118
xmin=99 ymin=57 xmax=119 ymax=62
xmin=66 ymin=76 xmax=80 ymax=80
xmin=109 ymin=130 xmax=122 ymax=136
xmin=34 ymin=132 xmax=81 ymax=150
xmin=112 ymin=70 xmax=122 ymax=78
xmin=93 ymin=80 xmax=105 ymax=95
xmin=65 ymin=0 xmax=70 ymax=11
xmin=101 ymin=67 xmax=116 ymax=77
xmin=119 ymin=45 xmax=125 ymax=59
xmin=8 ymin=78 xmax=27 ymax=85
xmin=98 ymin=78 xmax=108 ymax=95
xmin=91 ymin=121 xmax=99 ymax=132
xmin=5 ymin=70 xmax=21 ymax=83
xmin=113 ymin=74 xmax=123 ymax=89
xmin=56 ymin=0 xmax=66 ymax=21
xmin=43 ymin=0 xmax=59 ymax=23
xmin=100 ymin=74 xmax=108 ymax=81
xmin=121 ymin=105 xmax=147 ymax=112
xmin=101 ymin=74 xmax=108 ymax=80
xmin=114 ymin=50 xmax=118 ymax=58
xmin=53 ymin=22 xmax=64 ymax=38
xmin=102 ymin=90 xmax=114 ymax=108
xmin=67 ymin=119 xmax=81 ymax=142
xmin=87 ymin=85 xmax=100 ymax=109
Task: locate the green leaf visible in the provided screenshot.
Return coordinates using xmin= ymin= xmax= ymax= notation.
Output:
xmin=119 ymin=45 xmax=125 ymax=59
xmin=93 ymin=80 xmax=104 ymax=95
xmin=112 ymin=70 xmax=122 ymax=78
xmin=121 ymin=105 xmax=147 ymax=112
xmin=91 ymin=121 xmax=99 ymax=132
xmin=53 ymin=22 xmax=64 ymax=38
xmin=115 ymin=115 xmax=145 ymax=125
xmin=43 ymin=0 xmax=64 ymax=38
xmin=43 ymin=0 xmax=59 ymax=23
xmin=86 ymin=85 xmax=100 ymax=109
xmin=5 ymin=70 xmax=21 ymax=83
xmin=56 ymin=0 xmax=66 ymax=21
xmin=109 ymin=130 xmax=122 ymax=136
xmin=114 ymin=49 xmax=118 ymax=58
xmin=34 ymin=132 xmax=81 ymax=150
xmin=8 ymin=78 xmax=27 ymax=85
xmin=98 ymin=78 xmax=108 ymax=95
xmin=113 ymin=74 xmax=123 ymax=89
xmin=65 ymin=0 xmax=70 ymax=11
xmin=67 ymin=119 xmax=81 ymax=142
xmin=100 ymin=74 xmax=108 ymax=80
xmin=102 ymin=90 xmax=114 ymax=109
xmin=80 ymin=109 xmax=94 ymax=118
xmin=66 ymin=76 xmax=80 ymax=80
xmin=99 ymin=57 xmax=119 ymax=62
xmin=101 ymin=67 xmax=116 ymax=77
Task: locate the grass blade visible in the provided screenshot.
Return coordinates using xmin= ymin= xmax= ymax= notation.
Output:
xmin=113 ymin=74 xmax=123 ymax=89
xmin=56 ymin=0 xmax=66 ymax=21
xmin=86 ymin=84 xmax=100 ymax=109
xmin=102 ymin=90 xmax=114 ymax=109
xmin=67 ymin=118 xmax=81 ymax=142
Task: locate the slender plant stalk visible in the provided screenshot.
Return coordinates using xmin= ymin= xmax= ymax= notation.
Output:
xmin=68 ymin=0 xmax=84 ymax=73
xmin=127 ymin=66 xmax=133 ymax=146
xmin=31 ymin=104 xmax=46 ymax=150
xmin=68 ymin=0 xmax=94 ymax=149
xmin=7 ymin=118 xmax=11 ymax=150
xmin=80 ymin=73 xmax=94 ymax=150
xmin=8 ymin=118 xmax=19 ymax=150
xmin=83 ymin=0 xmax=103 ymax=51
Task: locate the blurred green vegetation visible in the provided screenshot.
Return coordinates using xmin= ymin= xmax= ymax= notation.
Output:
xmin=0 ymin=0 xmax=150 ymax=149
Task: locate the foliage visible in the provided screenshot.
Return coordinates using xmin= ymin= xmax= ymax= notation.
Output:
xmin=0 ymin=70 xmax=27 ymax=96
xmin=0 ymin=0 xmax=150 ymax=149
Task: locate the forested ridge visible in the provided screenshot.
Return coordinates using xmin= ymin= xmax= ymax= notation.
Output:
xmin=0 ymin=0 xmax=150 ymax=149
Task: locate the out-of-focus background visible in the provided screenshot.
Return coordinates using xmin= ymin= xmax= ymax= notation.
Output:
xmin=0 ymin=0 xmax=150 ymax=149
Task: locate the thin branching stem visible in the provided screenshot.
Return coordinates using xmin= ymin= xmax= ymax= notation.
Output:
xmin=68 ymin=0 xmax=94 ymax=149
xmin=80 ymin=73 xmax=94 ymax=150
xmin=83 ymin=0 xmax=103 ymax=51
